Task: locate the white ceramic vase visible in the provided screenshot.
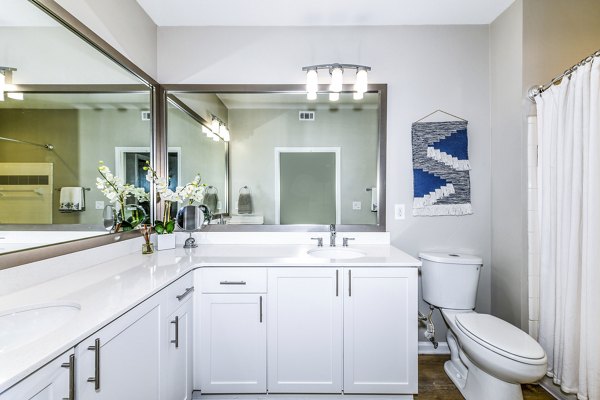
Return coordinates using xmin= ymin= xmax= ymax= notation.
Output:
xmin=156 ymin=233 xmax=176 ymax=250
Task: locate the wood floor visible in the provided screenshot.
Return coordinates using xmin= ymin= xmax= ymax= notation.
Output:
xmin=417 ymin=355 xmax=555 ymax=400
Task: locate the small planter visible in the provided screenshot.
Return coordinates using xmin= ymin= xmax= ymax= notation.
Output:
xmin=156 ymin=233 xmax=176 ymax=251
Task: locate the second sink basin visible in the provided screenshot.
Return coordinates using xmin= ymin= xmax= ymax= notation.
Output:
xmin=0 ymin=301 xmax=81 ymax=354
xmin=308 ymin=247 xmax=366 ymax=259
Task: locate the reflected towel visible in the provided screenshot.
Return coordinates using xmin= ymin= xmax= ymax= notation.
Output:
xmin=237 ymin=192 xmax=253 ymax=214
xmin=204 ymin=190 xmax=219 ymax=214
xmin=59 ymin=187 xmax=85 ymax=212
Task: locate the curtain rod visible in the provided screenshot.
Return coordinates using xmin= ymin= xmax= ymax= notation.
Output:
xmin=0 ymin=136 xmax=54 ymax=150
xmin=528 ymin=48 xmax=600 ymax=102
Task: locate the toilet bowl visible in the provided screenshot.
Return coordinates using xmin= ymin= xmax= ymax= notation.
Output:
xmin=420 ymin=252 xmax=547 ymax=400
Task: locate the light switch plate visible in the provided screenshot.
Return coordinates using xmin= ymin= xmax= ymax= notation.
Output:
xmin=352 ymin=201 xmax=362 ymax=210
xmin=395 ymin=204 xmax=405 ymax=220
xmin=95 ymin=201 xmax=105 ymax=209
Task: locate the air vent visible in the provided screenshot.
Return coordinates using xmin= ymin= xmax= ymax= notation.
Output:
xmin=141 ymin=110 xmax=151 ymax=121
xmin=299 ymin=111 xmax=315 ymax=121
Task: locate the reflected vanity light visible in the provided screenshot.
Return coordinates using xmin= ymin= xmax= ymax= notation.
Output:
xmin=209 ymin=115 xmax=230 ymax=142
xmin=302 ymin=63 xmax=371 ymax=102
xmin=0 ymin=66 xmax=20 ymax=102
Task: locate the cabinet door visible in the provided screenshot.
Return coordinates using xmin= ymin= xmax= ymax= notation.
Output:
xmin=343 ymin=267 xmax=418 ymax=394
xmin=267 ymin=268 xmax=342 ymax=393
xmin=200 ymin=294 xmax=266 ymax=393
xmin=0 ymin=350 xmax=74 ymax=400
xmin=76 ymin=298 xmax=162 ymax=399
xmin=164 ymin=298 xmax=193 ymax=400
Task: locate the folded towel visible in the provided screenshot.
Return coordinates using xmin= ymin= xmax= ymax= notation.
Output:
xmin=237 ymin=186 xmax=253 ymax=214
xmin=59 ymin=187 xmax=85 ymax=212
xmin=204 ymin=187 xmax=219 ymax=214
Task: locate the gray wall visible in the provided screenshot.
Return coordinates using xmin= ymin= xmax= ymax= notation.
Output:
xmin=228 ymin=107 xmax=378 ymax=224
xmin=158 ymin=25 xmax=492 ymax=341
xmin=490 ymin=0 xmax=525 ymax=329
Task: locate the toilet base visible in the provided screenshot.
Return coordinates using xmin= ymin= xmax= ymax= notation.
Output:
xmin=444 ymin=351 xmax=523 ymax=400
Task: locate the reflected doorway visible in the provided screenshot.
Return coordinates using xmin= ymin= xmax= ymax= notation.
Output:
xmin=275 ymin=147 xmax=341 ymax=225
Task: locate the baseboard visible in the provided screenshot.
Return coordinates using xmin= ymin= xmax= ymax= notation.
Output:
xmin=418 ymin=341 xmax=450 ymax=355
xmin=539 ymin=377 xmax=578 ymax=400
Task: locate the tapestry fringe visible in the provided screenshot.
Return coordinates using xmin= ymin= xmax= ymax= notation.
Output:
xmin=412 ymin=203 xmax=473 ymax=216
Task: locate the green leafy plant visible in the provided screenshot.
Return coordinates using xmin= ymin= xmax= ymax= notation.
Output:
xmin=154 ymin=219 xmax=175 ymax=235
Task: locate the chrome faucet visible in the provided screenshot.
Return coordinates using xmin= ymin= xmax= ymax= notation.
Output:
xmin=329 ymin=224 xmax=336 ymax=247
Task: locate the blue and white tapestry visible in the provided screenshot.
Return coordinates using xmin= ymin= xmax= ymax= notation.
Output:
xmin=412 ymin=120 xmax=472 ymax=216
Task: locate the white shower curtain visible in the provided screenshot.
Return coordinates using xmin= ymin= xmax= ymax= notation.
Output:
xmin=536 ymin=57 xmax=600 ymax=400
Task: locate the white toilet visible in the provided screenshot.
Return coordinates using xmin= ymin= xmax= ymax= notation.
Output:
xmin=420 ymin=252 xmax=547 ymax=400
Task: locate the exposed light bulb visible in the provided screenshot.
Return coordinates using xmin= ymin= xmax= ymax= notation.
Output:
xmin=353 ymin=91 xmax=364 ymax=100
xmin=307 ymin=91 xmax=317 ymax=101
xmin=329 ymin=92 xmax=340 ymax=102
xmin=330 ymin=66 xmax=343 ymax=92
xmin=221 ymin=126 xmax=230 ymax=142
xmin=212 ymin=134 xmax=220 ymax=142
xmin=306 ymin=69 xmax=318 ymax=93
xmin=355 ymin=68 xmax=368 ymax=94
xmin=7 ymin=92 xmax=23 ymax=101
xmin=211 ymin=118 xmax=220 ymax=134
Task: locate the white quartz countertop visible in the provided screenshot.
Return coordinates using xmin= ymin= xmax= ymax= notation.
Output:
xmin=0 ymin=243 xmax=420 ymax=393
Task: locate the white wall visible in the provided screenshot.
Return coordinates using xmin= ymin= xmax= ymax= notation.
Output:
xmin=55 ymin=0 xmax=158 ymax=79
xmin=158 ymin=25 xmax=492 ymax=340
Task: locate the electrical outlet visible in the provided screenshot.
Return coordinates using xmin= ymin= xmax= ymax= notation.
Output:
xmin=395 ymin=204 xmax=405 ymax=220
xmin=95 ymin=201 xmax=105 ymax=210
xmin=352 ymin=201 xmax=362 ymax=210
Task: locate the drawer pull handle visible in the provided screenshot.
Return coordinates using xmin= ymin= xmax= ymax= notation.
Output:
xmin=259 ymin=296 xmax=263 ymax=323
xmin=336 ymin=270 xmax=339 ymax=297
xmin=176 ymin=286 xmax=194 ymax=301
xmin=171 ymin=316 xmax=179 ymax=348
xmin=219 ymin=281 xmax=247 ymax=285
xmin=61 ymin=354 xmax=75 ymax=400
xmin=349 ymin=269 xmax=352 ymax=297
xmin=87 ymin=338 xmax=100 ymax=390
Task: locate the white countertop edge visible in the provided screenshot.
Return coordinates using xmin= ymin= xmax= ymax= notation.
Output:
xmin=0 ymin=243 xmax=419 ymax=393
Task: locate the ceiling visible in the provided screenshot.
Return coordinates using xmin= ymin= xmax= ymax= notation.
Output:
xmin=136 ymin=0 xmax=516 ymax=27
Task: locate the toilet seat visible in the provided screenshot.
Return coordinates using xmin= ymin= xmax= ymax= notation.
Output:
xmin=455 ymin=313 xmax=546 ymax=365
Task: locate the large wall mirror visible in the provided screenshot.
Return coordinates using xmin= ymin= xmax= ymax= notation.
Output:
xmin=165 ymin=85 xmax=386 ymax=231
xmin=0 ymin=0 xmax=153 ymax=255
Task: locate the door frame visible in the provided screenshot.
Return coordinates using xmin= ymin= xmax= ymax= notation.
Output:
xmin=274 ymin=147 xmax=341 ymax=225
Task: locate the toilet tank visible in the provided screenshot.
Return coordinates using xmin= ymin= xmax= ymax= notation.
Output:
xmin=420 ymin=252 xmax=483 ymax=310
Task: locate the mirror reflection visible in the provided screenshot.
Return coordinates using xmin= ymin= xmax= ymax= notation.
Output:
xmin=0 ymin=0 xmax=152 ymax=254
xmin=167 ymin=91 xmax=381 ymax=226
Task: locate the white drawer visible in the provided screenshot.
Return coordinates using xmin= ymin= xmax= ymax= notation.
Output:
xmin=201 ymin=268 xmax=267 ymax=293
xmin=164 ymin=272 xmax=194 ymax=315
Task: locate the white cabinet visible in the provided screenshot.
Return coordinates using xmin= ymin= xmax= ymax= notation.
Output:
xmin=343 ymin=267 xmax=418 ymax=394
xmin=267 ymin=268 xmax=343 ymax=393
xmin=199 ymin=294 xmax=266 ymax=393
xmin=164 ymin=296 xmax=193 ymax=400
xmin=0 ymin=350 xmax=74 ymax=400
xmin=76 ymin=295 xmax=163 ymax=400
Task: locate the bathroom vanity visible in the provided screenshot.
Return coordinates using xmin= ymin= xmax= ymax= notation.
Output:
xmin=0 ymin=236 xmax=419 ymax=399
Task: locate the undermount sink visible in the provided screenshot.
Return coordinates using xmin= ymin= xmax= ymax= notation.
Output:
xmin=0 ymin=302 xmax=81 ymax=354
xmin=308 ymin=247 xmax=366 ymax=259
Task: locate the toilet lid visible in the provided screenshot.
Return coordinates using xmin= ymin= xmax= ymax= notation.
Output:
xmin=455 ymin=313 xmax=546 ymax=364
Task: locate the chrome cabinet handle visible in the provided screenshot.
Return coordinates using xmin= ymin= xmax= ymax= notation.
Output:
xmin=349 ymin=270 xmax=352 ymax=297
xmin=336 ymin=270 xmax=339 ymax=297
xmin=259 ymin=296 xmax=263 ymax=323
xmin=61 ymin=354 xmax=75 ymax=400
xmin=219 ymin=281 xmax=246 ymax=285
xmin=87 ymin=338 xmax=100 ymax=390
xmin=176 ymin=286 xmax=194 ymax=301
xmin=171 ymin=316 xmax=179 ymax=348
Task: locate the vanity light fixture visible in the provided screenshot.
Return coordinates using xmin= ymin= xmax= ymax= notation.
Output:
xmin=0 ymin=67 xmax=23 ymax=102
xmin=209 ymin=115 xmax=230 ymax=142
xmin=302 ymin=63 xmax=371 ymax=101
